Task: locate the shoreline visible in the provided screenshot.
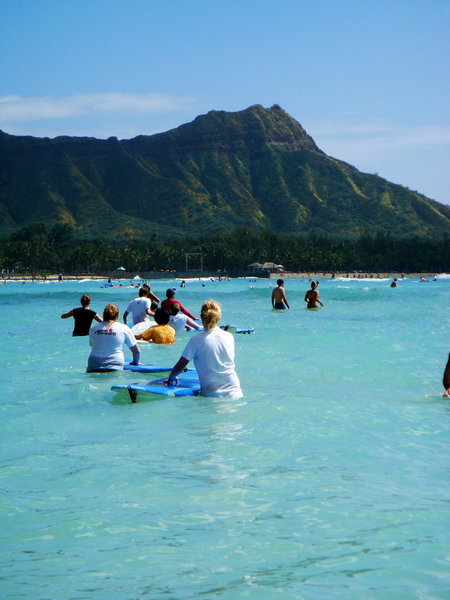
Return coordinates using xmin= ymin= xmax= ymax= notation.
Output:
xmin=1 ymin=271 xmax=446 ymax=282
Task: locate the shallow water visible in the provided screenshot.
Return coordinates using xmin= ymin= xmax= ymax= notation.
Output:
xmin=1 ymin=275 xmax=449 ymax=599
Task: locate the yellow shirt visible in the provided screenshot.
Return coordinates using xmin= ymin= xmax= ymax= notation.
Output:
xmin=140 ymin=324 xmax=175 ymax=344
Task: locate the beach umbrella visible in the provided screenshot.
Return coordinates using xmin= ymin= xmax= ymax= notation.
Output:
xmin=133 ymin=275 xmax=141 ymax=280
xmin=116 ymin=266 xmax=126 ymax=271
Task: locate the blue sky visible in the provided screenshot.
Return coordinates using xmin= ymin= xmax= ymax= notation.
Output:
xmin=1 ymin=0 xmax=449 ymax=205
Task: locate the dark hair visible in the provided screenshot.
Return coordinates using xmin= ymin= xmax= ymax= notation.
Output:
xmin=277 ymin=279 xmax=284 ymax=286
xmin=103 ymin=303 xmax=119 ymax=321
xmin=80 ymin=294 xmax=91 ymax=307
xmin=139 ymin=287 xmax=148 ymax=297
xmin=171 ymin=301 xmax=181 ymax=315
xmin=153 ymin=308 xmax=170 ymax=325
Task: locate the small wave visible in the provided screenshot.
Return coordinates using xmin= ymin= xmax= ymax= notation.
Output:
xmin=333 ymin=277 xmax=390 ymax=282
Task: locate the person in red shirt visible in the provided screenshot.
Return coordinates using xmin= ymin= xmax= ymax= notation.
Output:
xmin=160 ymin=288 xmax=197 ymax=320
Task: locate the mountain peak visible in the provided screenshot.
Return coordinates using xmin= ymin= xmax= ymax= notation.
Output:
xmin=1 ymin=105 xmax=449 ymax=239
xmin=164 ymin=104 xmax=322 ymax=153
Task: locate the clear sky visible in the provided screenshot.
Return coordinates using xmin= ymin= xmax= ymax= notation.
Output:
xmin=1 ymin=0 xmax=449 ymax=205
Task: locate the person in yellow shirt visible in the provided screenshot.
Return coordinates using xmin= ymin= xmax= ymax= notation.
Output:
xmin=135 ymin=308 xmax=175 ymax=344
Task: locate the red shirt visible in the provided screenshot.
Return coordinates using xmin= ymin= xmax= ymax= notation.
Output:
xmin=161 ymin=298 xmax=196 ymax=320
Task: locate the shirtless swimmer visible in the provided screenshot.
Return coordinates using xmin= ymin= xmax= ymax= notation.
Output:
xmin=304 ymin=281 xmax=324 ymax=309
xmin=271 ymin=279 xmax=290 ymax=310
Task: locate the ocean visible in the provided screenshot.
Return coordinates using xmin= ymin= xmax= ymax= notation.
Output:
xmin=1 ymin=274 xmax=449 ymax=599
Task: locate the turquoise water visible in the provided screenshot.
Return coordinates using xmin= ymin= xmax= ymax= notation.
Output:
xmin=1 ymin=275 xmax=449 ymax=599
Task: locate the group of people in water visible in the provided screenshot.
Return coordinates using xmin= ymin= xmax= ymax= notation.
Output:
xmin=60 ymin=279 xmax=326 ymax=399
xmin=61 ymin=278 xmax=450 ymax=398
xmin=271 ymin=279 xmax=324 ymax=310
xmin=61 ymin=285 xmax=243 ymax=399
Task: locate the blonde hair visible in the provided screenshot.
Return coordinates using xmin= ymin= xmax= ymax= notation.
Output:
xmin=103 ymin=303 xmax=119 ymax=321
xmin=201 ymin=299 xmax=221 ymax=330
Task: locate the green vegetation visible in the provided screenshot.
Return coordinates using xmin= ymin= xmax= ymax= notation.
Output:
xmin=1 ymin=223 xmax=448 ymax=274
xmin=1 ymin=105 xmax=449 ymax=239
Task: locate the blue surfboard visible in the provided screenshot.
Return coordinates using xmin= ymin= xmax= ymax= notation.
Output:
xmin=123 ymin=360 xmax=173 ymax=373
xmin=220 ymin=325 xmax=255 ymax=334
xmin=111 ymin=371 xmax=201 ymax=402
xmin=191 ymin=321 xmax=254 ymax=334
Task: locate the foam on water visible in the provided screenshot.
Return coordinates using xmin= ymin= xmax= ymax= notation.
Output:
xmin=1 ymin=276 xmax=449 ymax=599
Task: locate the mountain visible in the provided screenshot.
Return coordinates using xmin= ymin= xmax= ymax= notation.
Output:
xmin=1 ymin=104 xmax=449 ymax=238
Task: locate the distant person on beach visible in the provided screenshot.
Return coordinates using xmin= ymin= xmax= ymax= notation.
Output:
xmin=161 ymin=288 xmax=197 ymax=320
xmin=420 ymin=276 xmax=428 ymax=282
xmin=304 ymin=281 xmax=324 ymax=308
xmin=87 ymin=303 xmax=140 ymax=372
xmin=271 ymin=279 xmax=290 ymax=310
xmin=166 ymin=300 xmax=242 ymax=398
xmin=61 ymin=294 xmax=102 ymax=336
xmin=123 ymin=287 xmax=154 ymax=325
xmin=135 ymin=308 xmax=175 ymax=344
xmin=168 ymin=302 xmax=201 ymax=333
xmin=443 ymin=353 xmax=450 ymax=397
xmin=390 ymin=278 xmax=398 ymax=288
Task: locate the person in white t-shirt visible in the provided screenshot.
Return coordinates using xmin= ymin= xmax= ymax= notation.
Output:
xmin=166 ymin=300 xmax=242 ymax=398
xmin=123 ymin=287 xmax=153 ymax=325
xmin=168 ymin=302 xmax=200 ymax=333
xmin=87 ymin=303 xmax=140 ymax=372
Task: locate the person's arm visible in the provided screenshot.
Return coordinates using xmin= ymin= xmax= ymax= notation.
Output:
xmin=123 ymin=310 xmax=129 ymax=324
xmin=167 ymin=356 xmax=190 ymax=385
xmin=94 ymin=313 xmax=102 ymax=323
xmin=179 ymin=302 xmax=196 ymax=320
xmin=282 ymin=290 xmax=290 ymax=309
xmin=129 ymin=344 xmax=140 ymax=365
xmin=135 ymin=327 xmax=153 ymax=342
xmin=148 ymin=291 xmax=159 ymax=303
xmin=443 ymin=353 xmax=450 ymax=397
xmin=271 ymin=290 xmax=275 ymax=307
xmin=185 ymin=316 xmax=200 ymax=330
xmin=61 ymin=309 xmax=73 ymax=319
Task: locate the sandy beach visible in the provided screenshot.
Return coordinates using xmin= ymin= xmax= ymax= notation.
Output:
xmin=1 ymin=271 xmax=444 ymax=282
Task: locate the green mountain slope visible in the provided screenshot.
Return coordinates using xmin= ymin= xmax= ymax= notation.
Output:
xmin=0 ymin=104 xmax=449 ymax=238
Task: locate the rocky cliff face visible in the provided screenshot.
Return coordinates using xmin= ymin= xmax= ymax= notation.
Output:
xmin=0 ymin=105 xmax=449 ymax=238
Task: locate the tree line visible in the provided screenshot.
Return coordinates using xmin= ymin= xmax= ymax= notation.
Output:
xmin=0 ymin=223 xmax=448 ymax=274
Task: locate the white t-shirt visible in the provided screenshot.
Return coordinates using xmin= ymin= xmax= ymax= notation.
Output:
xmin=87 ymin=321 xmax=137 ymax=371
xmin=169 ymin=313 xmax=187 ymax=333
xmin=125 ymin=297 xmax=152 ymax=325
xmin=181 ymin=327 xmax=242 ymax=398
